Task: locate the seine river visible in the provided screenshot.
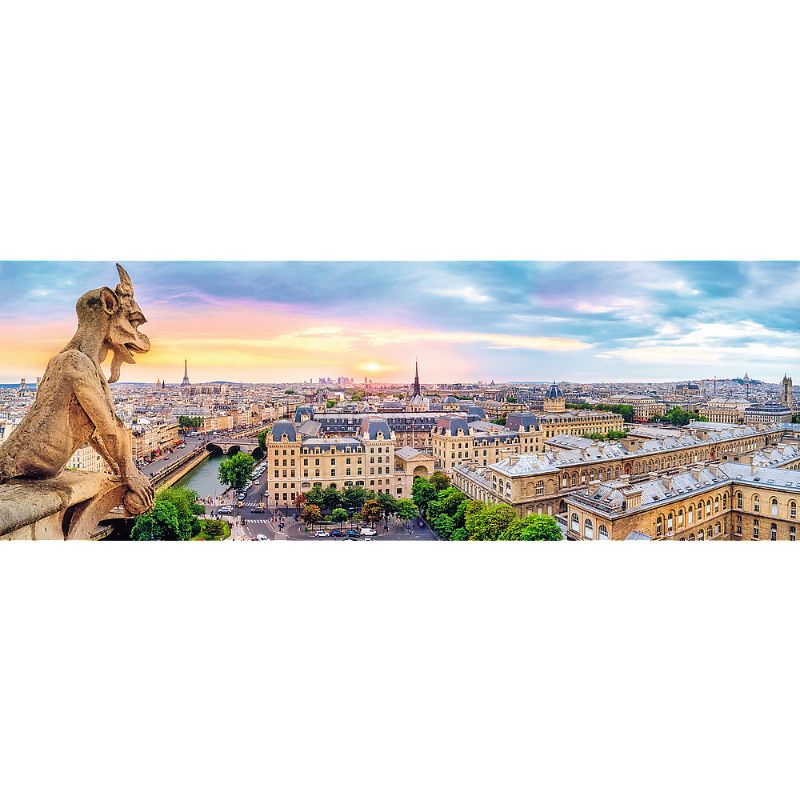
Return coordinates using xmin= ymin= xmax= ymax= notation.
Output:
xmin=173 ymin=453 xmax=227 ymax=500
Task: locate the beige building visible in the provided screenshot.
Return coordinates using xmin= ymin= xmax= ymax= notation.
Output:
xmin=432 ymin=413 xmax=544 ymax=473
xmin=610 ymin=395 xmax=667 ymax=421
xmin=266 ymin=417 xmax=426 ymax=506
xmin=452 ymin=423 xmax=781 ymax=518
xmin=131 ymin=418 xmax=181 ymax=460
xmin=566 ymin=461 xmax=800 ymax=541
xmin=700 ymin=400 xmax=748 ymax=424
xmin=66 ymin=444 xmax=107 ymax=473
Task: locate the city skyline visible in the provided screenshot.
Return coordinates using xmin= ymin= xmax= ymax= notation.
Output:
xmin=1 ymin=261 xmax=799 ymax=384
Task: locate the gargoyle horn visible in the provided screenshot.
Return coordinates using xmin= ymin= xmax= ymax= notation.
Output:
xmin=115 ymin=262 xmax=134 ymax=298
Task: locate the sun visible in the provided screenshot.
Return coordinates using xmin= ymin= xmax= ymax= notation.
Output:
xmin=361 ymin=362 xmax=382 ymax=372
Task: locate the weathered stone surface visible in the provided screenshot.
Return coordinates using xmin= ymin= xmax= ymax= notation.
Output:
xmin=0 ymin=264 xmax=155 ymax=538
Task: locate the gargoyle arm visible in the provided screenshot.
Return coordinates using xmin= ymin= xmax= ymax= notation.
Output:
xmin=64 ymin=352 xmax=136 ymax=478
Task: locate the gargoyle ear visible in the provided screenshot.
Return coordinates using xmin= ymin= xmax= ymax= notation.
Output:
xmin=99 ymin=287 xmax=119 ymax=315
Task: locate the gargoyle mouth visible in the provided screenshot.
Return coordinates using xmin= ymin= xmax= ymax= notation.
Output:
xmin=122 ymin=341 xmax=148 ymax=360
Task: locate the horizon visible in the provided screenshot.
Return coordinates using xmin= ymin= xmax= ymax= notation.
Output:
xmin=1 ymin=261 xmax=799 ymax=384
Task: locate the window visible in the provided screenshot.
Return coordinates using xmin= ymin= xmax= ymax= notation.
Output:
xmin=599 ymin=524 xmax=608 ymax=540
xmin=688 ymin=507 xmax=694 ymax=524
xmin=771 ymin=523 xmax=778 ymax=541
xmin=571 ymin=513 xmax=579 ymax=533
xmin=536 ymin=480 xmax=544 ymax=496
xmin=736 ymin=492 xmax=743 ymax=510
xmin=656 ymin=516 xmax=663 ymax=536
xmin=791 ymin=501 xmax=797 ymax=519
xmin=753 ymin=495 xmax=760 ymax=513
xmin=667 ymin=512 xmax=674 ymax=532
xmin=771 ymin=497 xmax=778 ymax=516
xmin=791 ymin=526 xmax=796 ymax=542
xmin=677 ymin=508 xmax=684 ymax=527
xmin=753 ymin=520 xmax=759 ymax=540
xmin=584 ymin=519 xmax=593 ymax=539
xmin=697 ymin=502 xmax=703 ymax=521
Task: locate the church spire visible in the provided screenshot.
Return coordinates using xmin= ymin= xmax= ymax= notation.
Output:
xmin=413 ymin=358 xmax=421 ymax=397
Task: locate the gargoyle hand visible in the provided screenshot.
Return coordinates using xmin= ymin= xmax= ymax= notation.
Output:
xmin=124 ymin=470 xmax=154 ymax=513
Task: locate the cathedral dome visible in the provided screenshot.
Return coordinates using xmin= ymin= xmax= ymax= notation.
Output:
xmin=546 ymin=383 xmax=564 ymax=400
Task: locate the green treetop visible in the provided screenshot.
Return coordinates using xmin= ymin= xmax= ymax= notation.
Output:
xmin=217 ymin=451 xmax=256 ymax=492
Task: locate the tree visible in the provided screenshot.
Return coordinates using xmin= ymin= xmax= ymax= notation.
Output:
xmin=360 ymin=499 xmax=383 ymax=527
xmin=257 ymin=430 xmax=268 ymax=450
xmin=499 ymin=514 xmax=562 ymax=541
xmin=431 ymin=513 xmax=456 ymax=539
xmin=331 ymin=507 xmax=349 ymax=527
xmin=130 ymin=498 xmax=181 ymax=541
xmin=302 ymin=504 xmax=322 ymax=527
xmin=177 ymin=415 xmax=204 ymax=431
xmin=326 ymin=399 xmax=336 ymax=409
xmin=322 ymin=485 xmax=342 ymax=511
xmin=305 ymin=487 xmax=325 ymax=507
xmin=377 ymin=492 xmax=399 ymax=519
xmin=351 ymin=390 xmax=365 ymax=401
xmin=157 ymin=486 xmax=204 ymax=540
xmin=217 ymin=451 xmax=256 ymax=491
xmin=342 ymin=485 xmax=367 ymax=512
xmin=294 ymin=492 xmax=307 ymax=512
xmin=430 ymin=471 xmax=451 ymax=491
xmin=396 ymin=499 xmax=419 ymax=527
xmin=412 ymin=478 xmax=438 ymax=514
xmin=465 ymin=503 xmax=517 ymax=541
xmin=198 ymin=518 xmax=230 ymax=540
xmin=285 ymin=389 xmax=296 ymax=395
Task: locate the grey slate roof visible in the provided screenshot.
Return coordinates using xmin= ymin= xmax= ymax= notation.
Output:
xmin=272 ymin=420 xmax=298 ymax=441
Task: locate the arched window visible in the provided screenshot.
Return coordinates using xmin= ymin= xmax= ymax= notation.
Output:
xmin=584 ymin=518 xmax=593 ymax=539
xmin=705 ymin=500 xmax=711 ymax=517
xmin=714 ymin=496 xmax=720 ymax=513
xmin=709 ymin=525 xmax=714 ymax=538
xmin=677 ymin=508 xmax=684 ymax=527
xmin=736 ymin=492 xmax=743 ymax=510
xmin=771 ymin=497 xmax=778 ymax=516
xmin=771 ymin=523 xmax=778 ymax=541
xmin=697 ymin=502 xmax=704 ymax=520
xmin=599 ymin=525 xmax=608 ymax=540
xmin=688 ymin=533 xmax=695 ymax=540
xmin=722 ymin=494 xmax=728 ymax=510
xmin=688 ymin=506 xmax=694 ymax=524
xmin=667 ymin=512 xmax=674 ymax=532
xmin=571 ymin=473 xmax=578 ymax=487
xmin=790 ymin=500 xmax=797 ymax=519
xmin=589 ymin=470 xmax=595 ymax=482
xmin=562 ymin=475 xmax=568 ymax=488
xmin=571 ymin=513 xmax=580 ymax=533
xmin=698 ymin=529 xmax=704 ymax=540
xmin=656 ymin=516 xmax=664 ymax=535
xmin=614 ymin=467 xmax=620 ymax=478
xmin=753 ymin=494 xmax=760 ymax=513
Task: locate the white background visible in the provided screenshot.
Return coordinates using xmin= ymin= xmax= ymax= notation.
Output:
xmin=2 ymin=2 xmax=800 ymax=799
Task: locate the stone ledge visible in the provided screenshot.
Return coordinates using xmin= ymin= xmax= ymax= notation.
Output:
xmin=0 ymin=471 xmax=128 ymax=540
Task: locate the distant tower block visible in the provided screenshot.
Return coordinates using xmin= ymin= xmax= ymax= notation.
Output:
xmin=182 ymin=359 xmax=190 ymax=387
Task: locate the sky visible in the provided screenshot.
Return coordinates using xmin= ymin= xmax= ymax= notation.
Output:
xmin=1 ymin=261 xmax=799 ymax=385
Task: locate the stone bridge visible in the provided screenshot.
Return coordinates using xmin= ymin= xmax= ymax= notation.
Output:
xmin=205 ymin=438 xmax=264 ymax=460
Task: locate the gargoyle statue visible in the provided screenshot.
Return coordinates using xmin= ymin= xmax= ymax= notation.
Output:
xmin=0 ymin=263 xmax=155 ymax=516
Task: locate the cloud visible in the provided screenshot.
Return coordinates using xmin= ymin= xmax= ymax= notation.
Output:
xmin=431 ymin=285 xmax=492 ymax=304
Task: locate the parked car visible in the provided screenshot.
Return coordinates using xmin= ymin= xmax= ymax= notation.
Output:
xmin=315 ymin=531 xmax=329 ymax=538
xmin=255 ymin=534 xmax=269 ymax=541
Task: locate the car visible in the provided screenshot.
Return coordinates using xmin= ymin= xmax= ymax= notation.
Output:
xmin=329 ymin=530 xmax=346 ymax=538
xmin=252 ymin=507 xmax=264 ymax=514
xmin=253 ymin=481 xmax=259 ymax=486
xmin=364 ymin=537 xmax=374 ymax=541
xmin=238 ymin=494 xmax=246 ymax=500
xmin=216 ymin=507 xmax=234 ymax=515
xmin=255 ymin=534 xmax=269 ymax=541
xmin=315 ymin=531 xmax=329 ymax=537
xmin=346 ymin=529 xmax=359 ymax=537
xmin=236 ymin=501 xmax=244 ymax=508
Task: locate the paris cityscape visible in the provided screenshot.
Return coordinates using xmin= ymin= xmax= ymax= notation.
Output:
xmin=2 ymin=261 xmax=800 ymax=542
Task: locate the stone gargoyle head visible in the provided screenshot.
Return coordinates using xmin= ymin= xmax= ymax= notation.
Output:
xmin=75 ymin=263 xmax=151 ymax=382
